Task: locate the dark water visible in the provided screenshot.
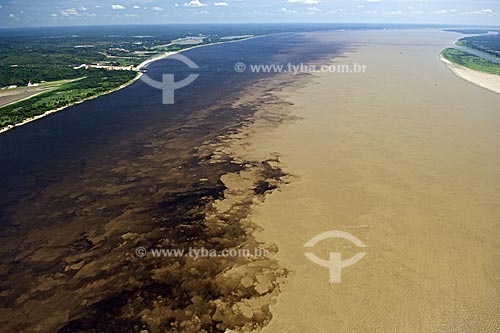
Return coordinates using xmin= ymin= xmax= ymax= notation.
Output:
xmin=0 ymin=32 xmax=346 ymax=332
xmin=0 ymin=33 xmax=334 ymax=209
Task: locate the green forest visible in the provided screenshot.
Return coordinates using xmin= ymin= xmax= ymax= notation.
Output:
xmin=458 ymin=34 xmax=500 ymax=59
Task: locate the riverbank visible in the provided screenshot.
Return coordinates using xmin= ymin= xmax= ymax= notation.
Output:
xmin=0 ymin=35 xmax=261 ymax=134
xmin=440 ymin=55 xmax=500 ymax=94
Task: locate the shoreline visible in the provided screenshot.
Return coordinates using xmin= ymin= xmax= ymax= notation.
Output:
xmin=0 ymin=34 xmax=264 ymax=134
xmin=440 ymin=55 xmax=500 ymax=94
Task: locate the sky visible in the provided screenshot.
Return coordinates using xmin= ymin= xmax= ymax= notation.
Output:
xmin=0 ymin=0 xmax=499 ymax=28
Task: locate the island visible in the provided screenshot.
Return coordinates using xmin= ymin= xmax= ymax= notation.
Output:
xmin=441 ymin=30 xmax=500 ymax=94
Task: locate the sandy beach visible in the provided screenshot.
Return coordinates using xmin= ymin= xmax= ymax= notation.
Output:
xmin=225 ymin=30 xmax=500 ymax=331
xmin=441 ymin=56 xmax=500 ymax=94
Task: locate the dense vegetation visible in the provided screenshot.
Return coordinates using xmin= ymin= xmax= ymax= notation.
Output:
xmin=458 ymin=34 xmax=500 ymax=59
xmin=441 ymin=48 xmax=500 ymax=75
xmin=0 ymin=66 xmax=83 ymax=87
xmin=0 ymin=38 xmax=139 ymax=87
xmin=0 ymin=69 xmax=137 ymax=127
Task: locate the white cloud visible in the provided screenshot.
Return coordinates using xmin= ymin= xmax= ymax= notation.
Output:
xmin=151 ymin=6 xmax=164 ymax=11
xmin=278 ymin=7 xmax=297 ymax=14
xmin=133 ymin=5 xmax=140 ymax=9
xmin=59 ymin=8 xmax=97 ymax=17
xmin=0 ymin=5 xmax=3 ymax=9
xmin=111 ymin=4 xmax=126 ymax=10
xmin=184 ymin=0 xmax=207 ymax=7
xmin=50 ymin=13 xmax=57 ymax=17
xmin=78 ymin=6 xmax=88 ymax=11
xmin=60 ymin=8 xmax=79 ymax=16
xmin=308 ymin=6 xmax=321 ymax=13
xmin=214 ymin=2 xmax=228 ymax=6
xmin=366 ymin=0 xmax=382 ymax=2
xmin=287 ymin=0 xmax=320 ymax=4
xmin=9 ymin=13 xmax=20 ymax=20
xmin=470 ymin=8 xmax=496 ymax=15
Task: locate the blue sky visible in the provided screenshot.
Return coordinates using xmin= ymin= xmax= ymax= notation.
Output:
xmin=1 ymin=0 xmax=499 ymax=27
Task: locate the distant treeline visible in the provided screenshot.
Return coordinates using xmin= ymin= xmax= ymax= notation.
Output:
xmin=458 ymin=34 xmax=500 ymax=59
xmin=0 ymin=66 xmax=82 ymax=87
xmin=0 ymin=41 xmax=109 ymax=86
